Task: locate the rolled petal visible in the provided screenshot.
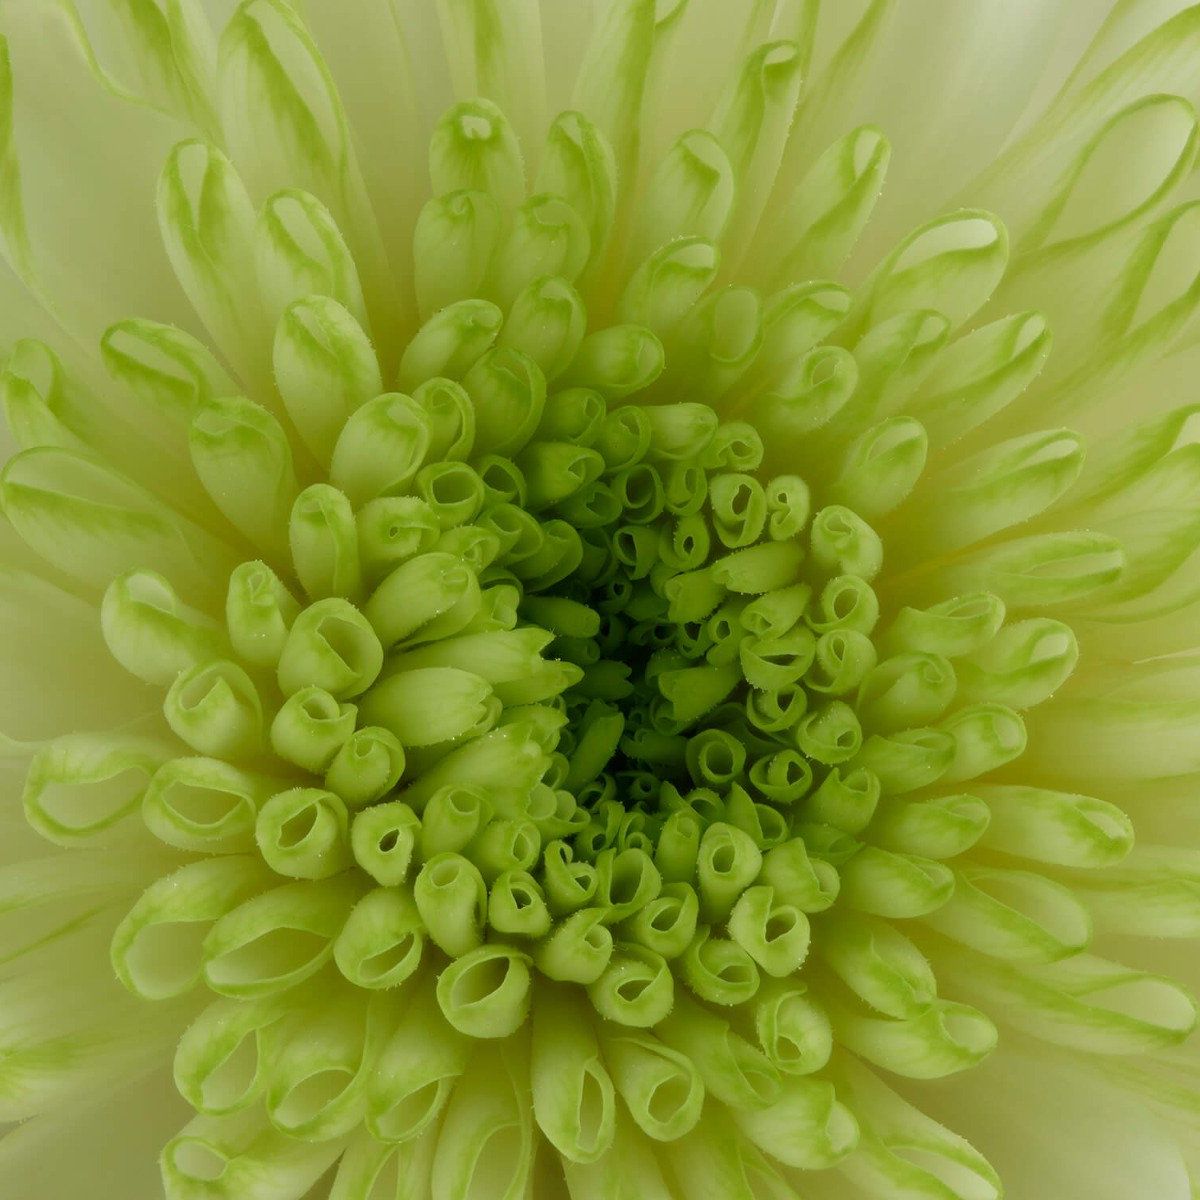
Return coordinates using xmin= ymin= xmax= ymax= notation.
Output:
xmin=254 ymin=787 xmax=351 ymax=880
xmin=288 ymin=485 xmax=362 ymax=602
xmin=413 ymin=852 xmax=488 ymax=957
xmin=366 ymin=983 xmax=467 ymax=1142
xmin=164 ymin=660 xmax=264 ymax=761
xmin=530 ymin=983 xmax=616 ymax=1163
xmin=1 ymin=446 xmax=236 ymax=603
xmin=350 ymin=800 xmax=420 ymax=888
xmin=276 ymin=598 xmax=383 ymax=699
xmin=429 ymin=1043 xmax=533 ymax=1200
xmin=24 ymin=732 xmax=172 ymax=845
xmin=435 ymin=943 xmax=532 ymax=1038
xmin=273 ymin=295 xmax=382 ymax=466
xmin=112 ymin=856 xmax=272 ymax=1001
xmin=655 ymin=992 xmax=780 ymax=1110
xmin=268 ymin=686 xmax=357 ymax=773
xmin=255 ymin=188 xmax=366 ymax=329
xmin=202 ymin=875 xmax=363 ymax=999
xmin=157 ymin=139 xmax=267 ymax=388
xmin=102 ymin=568 xmax=227 ymax=686
xmin=141 ymin=757 xmax=277 ymax=856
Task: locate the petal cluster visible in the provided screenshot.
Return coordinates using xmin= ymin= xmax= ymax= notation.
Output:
xmin=2 ymin=4 xmax=1200 ymax=1200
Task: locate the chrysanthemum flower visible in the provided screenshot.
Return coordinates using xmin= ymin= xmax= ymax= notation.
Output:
xmin=3 ymin=2 xmax=1200 ymax=1197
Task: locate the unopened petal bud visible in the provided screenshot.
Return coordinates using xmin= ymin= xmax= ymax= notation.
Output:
xmin=464 ymin=347 xmax=547 ymax=457
xmin=871 ymin=793 xmax=991 ymax=860
xmin=225 ymin=560 xmax=301 ymax=668
xmin=350 ymin=800 xmax=420 ymax=887
xmin=364 ymin=552 xmax=480 ymax=649
xmin=759 ymin=839 xmax=840 ymax=912
xmin=288 ymin=484 xmax=362 ymax=601
xmin=269 ymin=686 xmax=357 ymax=773
xmin=711 ymin=540 xmax=805 ymax=594
xmin=273 ymin=295 xmax=383 ymax=465
xmin=189 ymin=396 xmax=297 ymax=561
xmin=413 ymin=189 xmax=501 ymax=318
xmin=397 ymin=299 xmax=502 ymax=391
xmin=276 ymin=598 xmax=383 ymax=699
xmin=103 ymin=568 xmax=226 ymax=685
xmin=255 ymin=787 xmax=351 ymax=879
xmin=356 ymin=495 xmax=442 ymax=584
xmin=324 ymin=727 xmax=405 ymax=810
xmin=333 ymin=887 xmax=424 ymax=990
xmin=329 ymin=393 xmax=431 ymax=506
xmin=466 ymin=817 xmax=541 ymax=882
xmin=164 ymin=660 xmax=263 ymax=760
xmin=839 ymin=846 xmax=955 ymax=918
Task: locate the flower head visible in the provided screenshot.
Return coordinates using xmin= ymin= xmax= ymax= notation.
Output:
xmin=2 ymin=3 xmax=1200 ymax=1199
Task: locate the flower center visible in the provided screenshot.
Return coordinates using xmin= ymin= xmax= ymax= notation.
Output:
xmin=524 ymin=400 xmax=823 ymax=826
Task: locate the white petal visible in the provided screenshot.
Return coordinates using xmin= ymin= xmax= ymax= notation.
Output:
xmin=0 ymin=570 xmax=153 ymax=745
xmin=0 ymin=1067 xmax=190 ymax=1200
xmin=289 ymin=0 xmax=430 ymax=322
xmin=64 ymin=0 xmax=219 ymax=131
xmin=0 ymin=3 xmax=202 ymax=347
xmin=908 ymin=1047 xmax=1191 ymax=1200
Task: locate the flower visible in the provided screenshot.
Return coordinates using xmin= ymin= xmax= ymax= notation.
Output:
xmin=1 ymin=1 xmax=1200 ymax=1197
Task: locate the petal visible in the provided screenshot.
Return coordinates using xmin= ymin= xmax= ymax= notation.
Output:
xmin=0 ymin=3 xmax=200 ymax=346
xmin=0 ymin=570 xmax=154 ymax=745
xmin=0 ymin=1068 xmax=190 ymax=1200
xmin=910 ymin=1048 xmax=1191 ymax=1200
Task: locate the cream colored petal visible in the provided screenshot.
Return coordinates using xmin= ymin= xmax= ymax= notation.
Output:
xmin=909 ymin=1047 xmax=1191 ymax=1200
xmin=0 ymin=1067 xmax=190 ymax=1200
xmin=290 ymin=0 xmax=429 ymax=325
xmin=63 ymin=0 xmax=220 ymax=132
xmin=0 ymin=2 xmax=202 ymax=348
xmin=0 ymin=570 xmax=154 ymax=746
